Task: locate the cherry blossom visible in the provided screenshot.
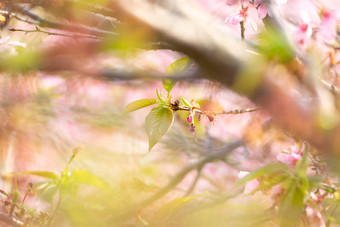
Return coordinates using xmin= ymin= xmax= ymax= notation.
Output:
xmin=294 ymin=11 xmax=313 ymax=49
xmin=277 ymin=145 xmax=302 ymax=169
xmin=0 ymin=36 xmax=26 ymax=55
xmin=317 ymin=9 xmax=340 ymax=42
xmin=305 ymin=205 xmax=326 ymax=227
xmin=238 ymin=171 xmax=260 ymax=194
xmin=225 ymin=6 xmax=257 ymax=30
xmin=226 ymin=0 xmax=248 ymax=7
xmin=254 ymin=0 xmax=287 ymax=19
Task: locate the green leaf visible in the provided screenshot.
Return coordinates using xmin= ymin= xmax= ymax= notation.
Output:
xmin=40 ymin=185 xmax=58 ymax=203
xmin=71 ymin=169 xmax=109 ymax=190
xmin=163 ymin=57 xmax=191 ymax=93
xmin=279 ymin=182 xmax=305 ymax=227
xmin=156 ymin=89 xmax=165 ymax=103
xmin=181 ymin=97 xmax=191 ymax=107
xmin=10 ymin=171 xmax=59 ymax=179
xmin=13 ymin=189 xmax=20 ymax=204
xmin=232 ymin=162 xmax=289 ymax=190
xmin=165 ymin=57 xmax=191 ymax=75
xmin=155 ymin=195 xmax=199 ymax=222
xmin=259 ymin=26 xmax=294 ymax=63
xmin=249 ymin=172 xmax=290 ymax=195
xmin=123 ymin=99 xmax=158 ymax=114
xmin=162 ymin=79 xmax=177 ymax=94
xmin=145 ymin=107 xmax=174 ymax=152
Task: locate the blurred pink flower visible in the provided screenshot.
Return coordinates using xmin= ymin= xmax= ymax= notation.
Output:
xmin=0 ymin=36 xmax=26 ymax=55
xmin=254 ymin=0 xmax=287 ymax=19
xmin=305 ymin=205 xmax=326 ymax=227
xmin=187 ymin=109 xmax=194 ymax=123
xmin=238 ymin=171 xmax=260 ymax=194
xmin=277 ymin=145 xmax=302 ymax=169
xmin=295 ymin=11 xmax=313 ymax=49
xmin=225 ymin=6 xmax=257 ymax=30
xmin=226 ymin=0 xmax=248 ymax=7
xmin=317 ymin=9 xmax=340 ymax=42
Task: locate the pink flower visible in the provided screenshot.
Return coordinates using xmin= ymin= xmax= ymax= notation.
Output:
xmin=277 ymin=145 xmax=302 ymax=169
xmin=305 ymin=205 xmax=326 ymax=227
xmin=295 ymin=11 xmax=313 ymax=49
xmin=0 ymin=36 xmax=26 ymax=55
xmin=225 ymin=6 xmax=257 ymax=30
xmin=254 ymin=0 xmax=287 ymax=19
xmin=238 ymin=171 xmax=260 ymax=194
xmin=226 ymin=0 xmax=248 ymax=7
xmin=317 ymin=9 xmax=340 ymax=42
xmin=187 ymin=111 xmax=194 ymax=123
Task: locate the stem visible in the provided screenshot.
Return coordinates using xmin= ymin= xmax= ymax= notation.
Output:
xmin=240 ymin=21 xmax=245 ymax=41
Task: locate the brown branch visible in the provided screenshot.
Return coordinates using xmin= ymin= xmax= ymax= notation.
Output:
xmin=109 ymin=0 xmax=340 ymax=156
xmin=215 ymin=107 xmax=260 ymax=115
xmin=9 ymin=27 xmax=102 ymax=40
xmin=0 ymin=211 xmax=23 ymax=226
xmin=110 ymin=139 xmax=244 ymax=222
xmin=8 ymin=5 xmax=117 ymax=37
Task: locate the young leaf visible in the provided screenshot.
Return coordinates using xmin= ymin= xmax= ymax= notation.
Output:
xmin=145 ymin=107 xmax=174 ymax=152
xmin=12 ymin=189 xmax=20 ymax=204
xmin=156 ymin=89 xmax=165 ymax=103
xmin=155 ymin=195 xmax=199 ymax=222
xmin=181 ymin=97 xmax=192 ymax=107
xmin=232 ymin=162 xmax=289 ymax=191
xmin=71 ymin=169 xmax=109 ymax=190
xmin=9 ymin=171 xmax=59 ymax=179
xmin=163 ymin=57 xmax=191 ymax=93
xmin=123 ymin=99 xmax=158 ymax=114
xmin=279 ymin=182 xmax=305 ymax=227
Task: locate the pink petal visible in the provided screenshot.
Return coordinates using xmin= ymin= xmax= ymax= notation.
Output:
xmin=257 ymin=4 xmax=267 ymax=19
xmin=277 ymin=153 xmax=296 ymax=168
xmin=225 ymin=13 xmax=245 ymax=25
xmin=318 ymin=17 xmax=337 ymax=41
xmin=241 ymin=0 xmax=248 ymax=8
xmin=246 ymin=17 xmax=258 ymax=31
xmin=254 ymin=0 xmax=263 ymax=7
xmin=225 ymin=0 xmax=238 ymax=6
xmin=276 ymin=0 xmax=287 ymax=4
xmin=238 ymin=171 xmax=249 ymax=178
xmin=187 ymin=115 xmax=193 ymax=123
xmin=244 ymin=179 xmax=260 ymax=194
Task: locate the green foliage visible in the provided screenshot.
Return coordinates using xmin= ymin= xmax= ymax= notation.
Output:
xmin=18 ymin=171 xmax=59 ymax=179
xmin=230 ymin=156 xmax=325 ymax=227
xmin=259 ymin=27 xmax=294 ymax=63
xmin=181 ymin=97 xmax=192 ymax=107
xmin=123 ymin=98 xmax=158 ymax=113
xmin=232 ymin=162 xmax=289 ymax=191
xmin=153 ymin=195 xmax=200 ymax=226
xmin=70 ymin=169 xmax=109 ymax=190
xmin=163 ymin=56 xmax=191 ymax=93
xmin=145 ymin=106 xmax=174 ymax=152
xmin=11 ymin=151 xmax=109 ymax=205
xmin=278 ymin=179 xmax=305 ymax=227
xmin=0 ymin=48 xmax=41 ymax=72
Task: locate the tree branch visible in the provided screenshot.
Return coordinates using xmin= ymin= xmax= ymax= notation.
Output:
xmin=8 ymin=27 xmax=102 ymax=39
xmin=0 ymin=211 xmax=23 ymax=226
xmin=110 ymin=139 xmax=244 ymax=222
xmin=8 ymin=5 xmax=117 ymax=37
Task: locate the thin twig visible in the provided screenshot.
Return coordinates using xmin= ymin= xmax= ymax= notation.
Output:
xmin=215 ymin=107 xmax=260 ymax=115
xmin=320 ymin=79 xmax=340 ymax=95
xmin=8 ymin=5 xmax=117 ymax=37
xmin=0 ymin=211 xmax=23 ymax=226
xmin=185 ymin=167 xmax=202 ymax=196
xmin=240 ymin=21 xmax=245 ymax=41
xmin=9 ymin=27 xmax=102 ymax=40
xmin=110 ymin=139 xmax=244 ymax=222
